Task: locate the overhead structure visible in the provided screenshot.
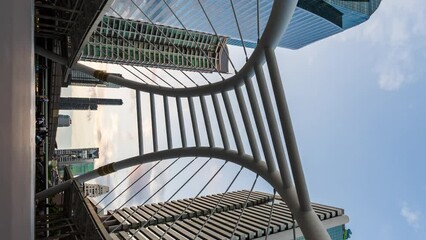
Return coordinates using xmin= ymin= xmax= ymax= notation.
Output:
xmin=35 ymin=0 xmax=114 ymax=67
xmin=36 ymin=0 xmax=382 ymax=239
xmin=104 ymin=190 xmax=349 ymax=239
xmin=38 ymin=0 xmax=330 ymax=238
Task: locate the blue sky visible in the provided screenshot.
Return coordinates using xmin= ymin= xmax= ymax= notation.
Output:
xmin=57 ymin=0 xmax=426 ymax=239
xmin=279 ymin=0 xmax=426 ymax=238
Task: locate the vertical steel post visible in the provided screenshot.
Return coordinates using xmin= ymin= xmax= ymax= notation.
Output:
xmin=188 ymin=97 xmax=201 ymax=147
xmin=244 ymin=77 xmax=276 ymax=172
xmin=176 ymin=97 xmax=187 ymax=148
xmin=235 ymin=86 xmax=261 ymax=162
xmin=212 ymin=93 xmax=230 ymax=150
xmin=150 ymin=93 xmax=158 ymax=152
xmin=265 ymin=48 xmax=311 ymax=211
xmin=164 ymin=95 xmax=173 ymax=149
xmin=200 ymin=95 xmax=215 ymax=147
xmin=136 ymin=91 xmax=143 ymax=154
xmin=222 ymin=91 xmax=244 ymax=154
xmin=254 ymin=64 xmax=292 ymax=188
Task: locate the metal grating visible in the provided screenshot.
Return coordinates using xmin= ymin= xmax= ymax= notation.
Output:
xmin=107 ymin=190 xmax=343 ymax=240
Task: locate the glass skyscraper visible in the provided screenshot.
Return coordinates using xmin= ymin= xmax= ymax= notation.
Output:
xmin=108 ymin=0 xmax=381 ymax=49
xmin=55 ymin=147 xmax=100 ymax=165
xmin=64 ymin=70 xmax=122 ymax=88
xmin=297 ymin=225 xmax=347 ymax=240
xmin=59 ymin=97 xmax=123 ymax=110
xmin=83 ymin=16 xmax=229 ymax=73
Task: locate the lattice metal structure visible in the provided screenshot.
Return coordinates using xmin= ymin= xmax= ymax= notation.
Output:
xmin=35 ymin=0 xmax=382 ymax=239
xmin=37 ymin=0 xmax=332 ymax=239
xmin=103 ymin=190 xmax=348 ymax=239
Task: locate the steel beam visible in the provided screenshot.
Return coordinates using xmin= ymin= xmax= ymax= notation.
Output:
xmin=164 ymin=96 xmax=173 ymax=149
xmin=244 ymin=77 xmax=276 ymax=173
xmin=150 ymin=93 xmax=158 ymax=152
xmin=188 ymin=97 xmax=201 ymax=147
xmin=67 ymin=0 xmax=114 ymax=67
xmin=176 ymin=97 xmax=187 ymax=148
xmin=42 ymin=0 xmax=332 ymax=238
xmin=254 ymin=64 xmax=292 ymax=189
xmin=35 ymin=46 xmax=67 ymax=66
xmin=222 ymin=91 xmax=245 ymax=154
xmin=136 ymin=91 xmax=143 ymax=154
xmin=212 ymin=93 xmax=230 ymax=150
xmin=235 ymin=86 xmax=261 ymax=162
xmin=200 ymin=95 xmax=215 ymax=147
xmin=265 ymin=48 xmax=311 ymax=212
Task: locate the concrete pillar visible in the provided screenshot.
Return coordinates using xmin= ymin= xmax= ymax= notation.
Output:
xmin=0 ymin=0 xmax=34 ymax=239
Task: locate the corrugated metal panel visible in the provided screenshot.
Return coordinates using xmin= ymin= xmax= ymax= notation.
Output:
xmin=107 ymin=190 xmax=345 ymax=239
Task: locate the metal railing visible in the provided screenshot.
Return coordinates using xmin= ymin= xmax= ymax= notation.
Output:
xmin=43 ymin=167 xmax=111 ymax=240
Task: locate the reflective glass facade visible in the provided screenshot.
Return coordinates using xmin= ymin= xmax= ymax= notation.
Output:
xmin=66 ymin=70 xmax=122 ymax=88
xmin=108 ymin=0 xmax=381 ymax=49
xmin=68 ymin=162 xmax=95 ymax=176
xmin=297 ymin=225 xmax=346 ymax=240
xmin=58 ymin=162 xmax=95 ymax=177
xmin=55 ymin=148 xmax=99 ymax=165
xmin=83 ymin=16 xmax=229 ymax=72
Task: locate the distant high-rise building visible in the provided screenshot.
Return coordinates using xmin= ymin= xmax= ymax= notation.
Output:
xmin=82 ymin=16 xmax=229 ymax=73
xmin=109 ymin=0 xmax=381 ymax=49
xmin=69 ymin=162 xmax=95 ymax=176
xmin=83 ymin=183 xmax=109 ymax=198
xmin=63 ymin=70 xmax=122 ymax=88
xmin=106 ymin=190 xmax=350 ymax=240
xmin=58 ymin=162 xmax=95 ymax=178
xmin=58 ymin=114 xmax=72 ymax=127
xmin=55 ymin=147 xmax=99 ymax=165
xmin=59 ymin=97 xmax=123 ymax=110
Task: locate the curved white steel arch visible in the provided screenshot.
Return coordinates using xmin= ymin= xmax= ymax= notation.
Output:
xmin=38 ymin=148 xmax=328 ymax=239
xmin=110 ymin=149 xmax=331 ymax=240
xmin=37 ymin=0 xmax=333 ymax=239
xmin=73 ymin=0 xmax=298 ymax=98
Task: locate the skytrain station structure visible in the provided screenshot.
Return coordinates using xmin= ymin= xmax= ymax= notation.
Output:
xmin=1 ymin=0 xmax=380 ymax=239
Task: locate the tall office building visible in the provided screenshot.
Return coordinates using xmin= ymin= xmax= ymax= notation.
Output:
xmin=58 ymin=114 xmax=72 ymax=127
xmin=58 ymin=162 xmax=95 ymax=178
xmin=84 ymin=183 xmax=110 ymax=198
xmin=59 ymin=97 xmax=123 ymax=110
xmin=70 ymin=162 xmax=95 ymax=176
xmin=82 ymin=16 xmax=229 ymax=73
xmin=55 ymin=147 xmax=99 ymax=165
xmin=105 ymin=190 xmax=350 ymax=240
xmin=63 ymin=70 xmax=122 ymax=88
xmin=109 ymin=0 xmax=381 ymax=49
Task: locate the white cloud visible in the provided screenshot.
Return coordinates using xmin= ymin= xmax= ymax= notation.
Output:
xmin=378 ymin=69 xmax=405 ymax=91
xmin=389 ymin=19 xmax=409 ymax=47
xmin=376 ymin=49 xmax=413 ymax=91
xmin=401 ymin=203 xmax=421 ymax=229
xmin=356 ymin=0 xmax=426 ymax=91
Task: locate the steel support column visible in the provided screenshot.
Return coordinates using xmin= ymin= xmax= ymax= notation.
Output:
xmin=136 ymin=91 xmax=143 ymax=154
xmin=265 ymin=47 xmax=312 ymax=212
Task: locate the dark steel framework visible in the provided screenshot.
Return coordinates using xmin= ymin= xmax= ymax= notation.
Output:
xmin=36 ymin=0 xmax=334 ymax=239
